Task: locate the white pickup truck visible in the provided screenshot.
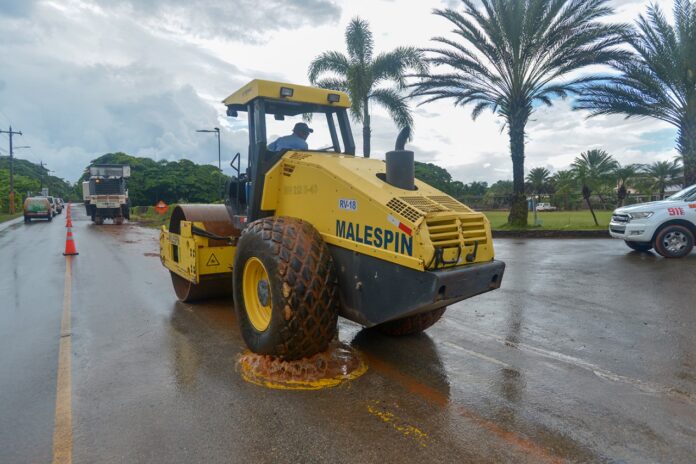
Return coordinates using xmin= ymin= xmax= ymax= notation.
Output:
xmin=609 ymin=184 xmax=696 ymax=258
xmin=535 ymin=202 xmax=557 ymax=211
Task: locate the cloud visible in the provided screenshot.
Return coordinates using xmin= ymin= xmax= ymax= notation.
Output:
xmin=0 ymin=0 xmax=675 ymax=188
xmin=89 ymin=0 xmax=342 ymax=42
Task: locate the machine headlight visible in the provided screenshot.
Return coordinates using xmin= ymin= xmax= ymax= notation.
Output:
xmin=629 ymin=212 xmax=653 ymax=219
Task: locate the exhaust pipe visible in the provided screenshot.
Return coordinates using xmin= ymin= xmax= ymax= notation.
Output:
xmin=385 ymin=126 xmax=415 ymax=190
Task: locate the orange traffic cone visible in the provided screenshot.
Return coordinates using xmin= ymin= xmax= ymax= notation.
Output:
xmin=65 ymin=215 xmax=73 ymax=228
xmin=63 ymin=227 xmax=79 ymax=256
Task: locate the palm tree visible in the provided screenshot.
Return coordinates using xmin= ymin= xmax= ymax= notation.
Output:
xmin=308 ymin=17 xmax=426 ymax=157
xmin=642 ymin=160 xmax=683 ymax=199
xmin=526 ymin=167 xmax=551 ymax=197
xmin=410 ymin=0 xmax=628 ymax=227
xmin=551 ymin=170 xmax=577 ymax=211
xmin=571 ymin=149 xmax=618 ymax=226
xmin=613 ymin=163 xmax=642 ymax=206
xmin=576 ymin=0 xmax=696 ymax=187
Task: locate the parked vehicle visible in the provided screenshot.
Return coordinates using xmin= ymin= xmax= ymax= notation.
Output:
xmin=23 ymin=197 xmax=53 ymax=222
xmin=44 ymin=196 xmax=57 ymax=216
xmin=54 ymin=197 xmax=64 ymax=214
xmin=536 ymin=202 xmax=557 ymax=212
xmin=609 ymin=184 xmax=696 ymax=258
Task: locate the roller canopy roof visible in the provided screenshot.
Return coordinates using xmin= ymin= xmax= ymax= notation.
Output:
xmin=223 ymin=79 xmax=351 ymax=116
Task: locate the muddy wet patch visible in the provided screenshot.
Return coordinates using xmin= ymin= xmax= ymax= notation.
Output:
xmin=237 ymin=341 xmax=367 ymax=390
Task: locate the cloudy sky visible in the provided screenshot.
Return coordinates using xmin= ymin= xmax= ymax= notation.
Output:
xmin=0 ymin=0 xmax=677 ymax=185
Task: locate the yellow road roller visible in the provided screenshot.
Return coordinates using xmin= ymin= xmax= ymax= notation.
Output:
xmin=160 ymin=79 xmax=505 ymax=360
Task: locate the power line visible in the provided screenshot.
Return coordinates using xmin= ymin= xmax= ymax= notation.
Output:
xmin=0 ymin=110 xmax=12 ymax=127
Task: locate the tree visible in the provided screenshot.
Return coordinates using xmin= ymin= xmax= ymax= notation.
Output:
xmin=642 ymin=160 xmax=683 ymax=199
xmin=526 ymin=167 xmax=551 ymax=197
xmin=576 ymin=0 xmax=696 ymax=187
xmin=571 ymin=149 xmax=618 ymax=225
xmin=551 ymin=170 xmax=577 ymax=210
xmin=308 ymin=17 xmax=426 ymax=157
xmin=410 ymin=0 xmax=627 ymax=227
xmin=78 ymin=153 xmax=229 ymax=206
xmin=613 ymin=163 xmax=642 ymax=206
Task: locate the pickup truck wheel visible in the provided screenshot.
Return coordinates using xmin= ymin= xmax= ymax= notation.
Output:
xmin=654 ymin=225 xmax=694 ymax=258
xmin=233 ymin=217 xmax=339 ymax=360
xmin=376 ymin=307 xmax=447 ymax=336
xmin=24 ymin=216 xmax=30 ymax=223
xmin=625 ymin=241 xmax=652 ymax=252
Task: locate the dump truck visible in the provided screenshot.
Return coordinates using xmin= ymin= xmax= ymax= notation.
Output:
xmin=83 ymin=164 xmax=131 ymax=225
xmin=160 ymin=80 xmax=505 ymax=360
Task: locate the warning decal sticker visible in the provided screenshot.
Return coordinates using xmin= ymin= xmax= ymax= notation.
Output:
xmin=206 ymin=253 xmax=220 ymax=266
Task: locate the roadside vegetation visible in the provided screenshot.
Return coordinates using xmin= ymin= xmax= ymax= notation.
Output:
xmin=483 ymin=211 xmax=612 ymax=231
xmin=129 ymin=206 xmax=174 ymax=228
xmin=0 ymin=157 xmax=73 ymax=213
xmin=75 ymin=153 xmax=228 ymax=206
xmin=0 ymin=212 xmax=22 ymax=224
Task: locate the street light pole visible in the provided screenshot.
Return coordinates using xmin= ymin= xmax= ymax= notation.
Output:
xmin=196 ymin=127 xmax=222 ymax=197
xmin=0 ymin=126 xmax=23 ymax=214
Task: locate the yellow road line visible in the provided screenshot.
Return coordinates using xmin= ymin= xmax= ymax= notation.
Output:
xmin=52 ymin=257 xmax=73 ymax=464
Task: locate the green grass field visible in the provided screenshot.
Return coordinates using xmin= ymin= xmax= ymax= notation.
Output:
xmin=0 ymin=213 xmax=22 ymax=224
xmin=130 ymin=205 xmax=611 ymax=231
xmin=482 ymin=210 xmax=612 ymax=230
xmin=129 ymin=206 xmax=173 ymax=228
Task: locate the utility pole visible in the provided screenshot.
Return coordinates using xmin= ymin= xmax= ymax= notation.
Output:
xmin=0 ymin=126 xmax=23 ymax=214
xmin=39 ymin=161 xmax=45 ymax=190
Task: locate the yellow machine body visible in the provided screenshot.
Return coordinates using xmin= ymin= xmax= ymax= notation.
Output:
xmin=160 ymin=78 xmax=504 ymax=327
xmin=159 ymin=220 xmax=235 ymax=285
xmin=261 ymin=152 xmax=494 ymax=271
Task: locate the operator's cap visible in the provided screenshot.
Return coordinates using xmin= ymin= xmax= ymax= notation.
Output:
xmin=293 ymin=122 xmax=313 ymax=134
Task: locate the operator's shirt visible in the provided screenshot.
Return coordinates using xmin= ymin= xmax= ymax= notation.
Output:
xmin=268 ymin=134 xmax=308 ymax=152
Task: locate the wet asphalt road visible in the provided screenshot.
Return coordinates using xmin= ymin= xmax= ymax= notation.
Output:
xmin=0 ymin=206 xmax=694 ymax=463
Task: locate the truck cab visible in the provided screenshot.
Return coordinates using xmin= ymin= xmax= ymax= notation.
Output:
xmin=84 ymin=164 xmax=131 ymax=225
xmin=610 ymin=184 xmax=696 ymax=258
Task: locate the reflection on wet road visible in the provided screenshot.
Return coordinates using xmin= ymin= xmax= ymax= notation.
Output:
xmin=0 ymin=207 xmax=694 ymax=463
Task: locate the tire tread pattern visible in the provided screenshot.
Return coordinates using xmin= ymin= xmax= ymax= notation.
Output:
xmin=238 ymin=217 xmax=338 ymax=359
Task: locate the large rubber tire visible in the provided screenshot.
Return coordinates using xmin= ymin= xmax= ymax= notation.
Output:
xmin=654 ymin=225 xmax=694 ymax=258
xmin=625 ymin=241 xmax=652 ymax=252
xmin=375 ymin=307 xmax=447 ymax=336
xmin=24 ymin=216 xmax=30 ymax=223
xmin=233 ymin=217 xmax=338 ymax=360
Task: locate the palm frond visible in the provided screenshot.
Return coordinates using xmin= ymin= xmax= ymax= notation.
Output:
xmin=369 ymin=88 xmax=413 ymax=130
xmin=345 ymin=17 xmax=374 ymax=64
xmin=308 ymin=51 xmax=350 ymax=84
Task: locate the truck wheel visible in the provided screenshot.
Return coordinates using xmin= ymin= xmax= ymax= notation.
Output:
xmin=24 ymin=216 xmax=30 ymax=223
xmin=625 ymin=241 xmax=652 ymax=252
xmin=233 ymin=217 xmax=338 ymax=360
xmin=375 ymin=307 xmax=447 ymax=336
xmin=114 ymin=216 xmax=124 ymax=225
xmin=95 ymin=216 xmax=104 ymax=225
xmin=654 ymin=225 xmax=694 ymax=258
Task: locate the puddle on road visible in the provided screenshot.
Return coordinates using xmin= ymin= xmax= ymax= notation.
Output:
xmin=237 ymin=341 xmax=367 ymax=390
